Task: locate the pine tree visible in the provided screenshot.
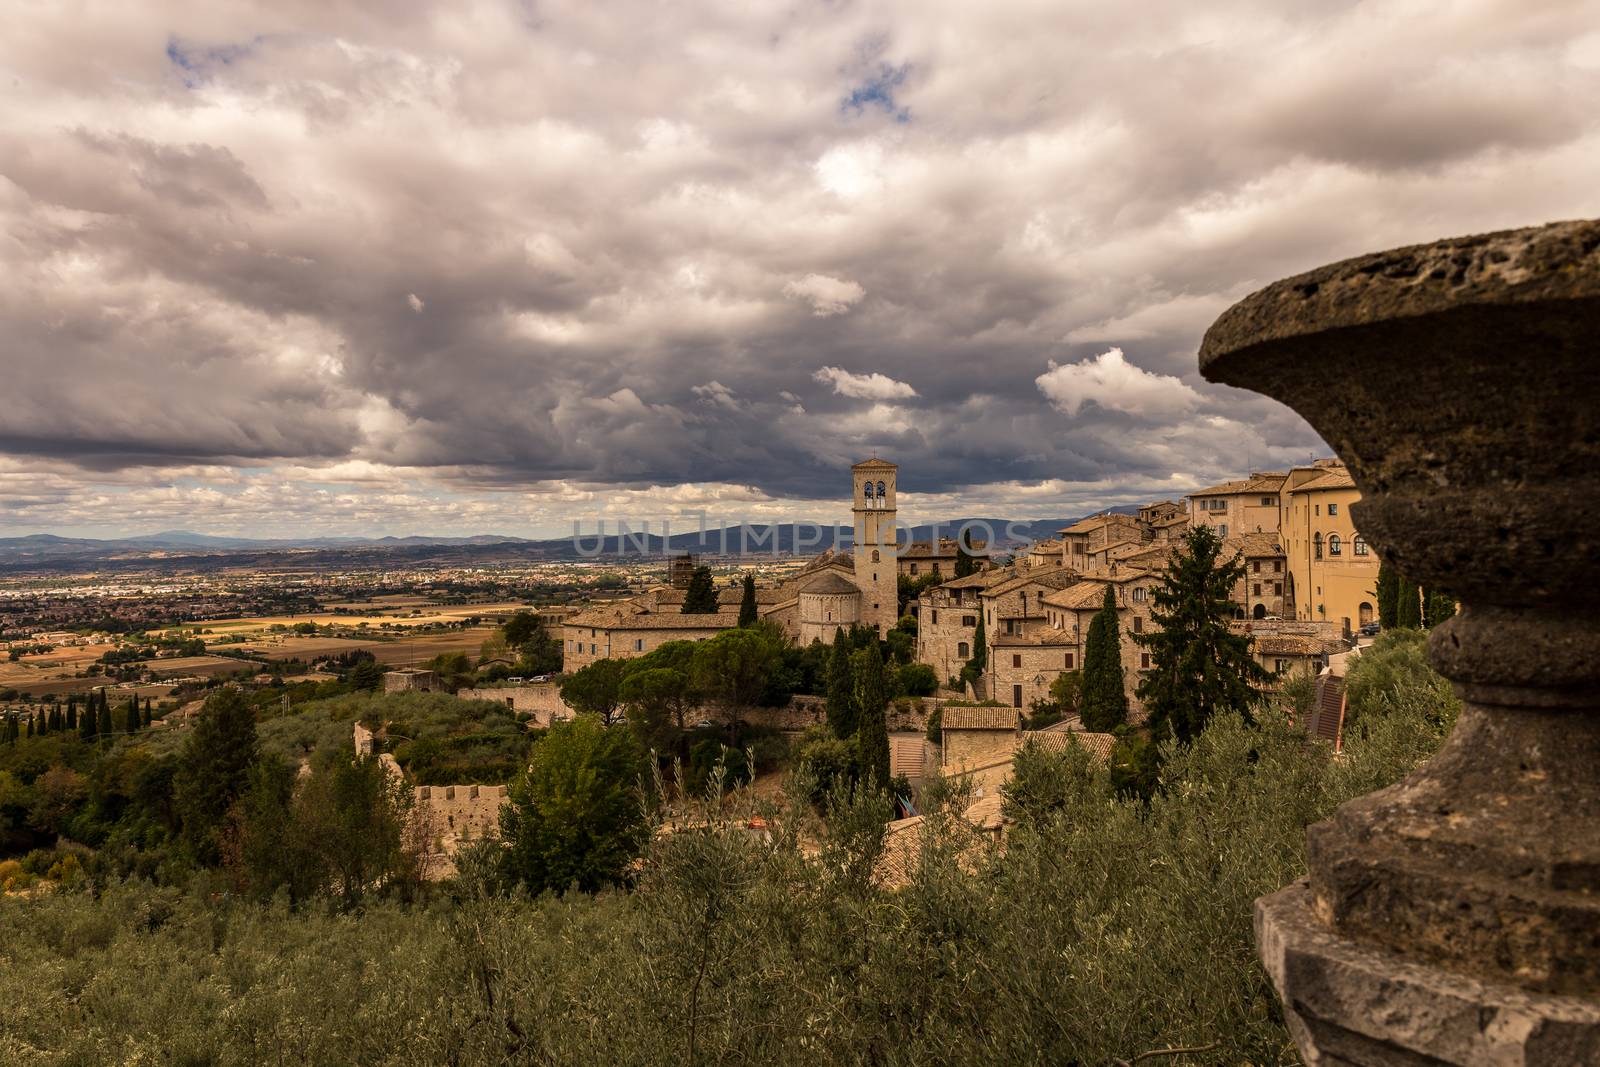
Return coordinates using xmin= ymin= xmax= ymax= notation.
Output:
xmin=1135 ymin=526 xmax=1272 ymax=745
xmin=681 ymin=566 xmax=719 ymax=614
xmin=737 ymin=572 xmax=758 ymax=627
xmin=825 ymin=628 xmax=857 ymax=740
xmin=1395 ymin=577 xmax=1422 ymax=628
xmin=1375 ymin=562 xmax=1400 ymax=629
xmin=1080 ymin=585 xmax=1128 ymax=731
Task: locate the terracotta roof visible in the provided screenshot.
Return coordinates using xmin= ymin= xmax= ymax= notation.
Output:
xmin=992 ymin=626 xmax=1076 ymax=647
xmin=1153 ymin=514 xmax=1189 ymax=528
xmin=798 ymin=571 xmax=860 ymax=596
xmin=1292 ymin=467 xmax=1357 ymax=492
xmin=1256 ymin=634 xmax=1331 ymax=656
xmin=942 ymin=706 xmax=1020 ymax=731
xmin=564 ymin=608 xmax=739 ymax=630
xmin=851 ymin=457 xmax=898 ymax=469
xmin=1023 ymin=730 xmax=1117 ymax=762
xmin=1058 ymin=512 xmax=1140 ymax=536
xmin=980 ymin=566 xmax=1081 ymax=598
xmin=1223 ymin=532 xmax=1285 ymax=558
xmin=963 ymin=794 xmax=1006 ymax=831
xmin=1044 ymin=582 xmax=1111 ymax=611
xmin=1190 ymin=472 xmax=1287 ymax=497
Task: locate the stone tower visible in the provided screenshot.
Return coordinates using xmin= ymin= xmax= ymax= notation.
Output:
xmin=851 ymin=458 xmax=900 ymax=635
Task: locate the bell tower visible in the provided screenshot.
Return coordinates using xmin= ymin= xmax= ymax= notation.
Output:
xmin=851 ymin=458 xmax=900 ymax=635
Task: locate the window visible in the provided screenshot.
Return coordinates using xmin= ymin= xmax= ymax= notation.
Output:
xmin=1074 ymin=542 xmax=1086 ymax=554
xmin=871 ymin=549 xmax=880 ymax=563
xmin=589 ymin=643 xmax=596 ymax=654
xmin=1328 ymin=503 xmax=1338 ymax=516
xmin=1218 ymin=524 xmax=1228 ymax=538
xmin=1012 ymin=685 xmax=1023 ymax=709
xmin=1064 ymin=653 xmax=1074 ymax=669
xmin=933 ymin=563 xmax=942 ymax=575
xmin=1274 ymin=561 xmax=1282 ymax=572
xmin=1274 ymin=582 xmax=1283 ymax=595
xmin=962 ymin=615 xmax=975 ymax=627
xmin=1313 ymin=533 xmax=1323 ymax=560
xmin=958 ymin=641 xmax=969 ymax=658
xmin=1140 ymin=653 xmax=1150 ymax=669
xmin=1133 ymin=617 xmax=1143 ymax=633
xmin=1253 ymin=583 xmax=1261 ymax=596
xmin=1132 ymin=587 xmax=1146 ymax=602
xmin=1315 ymin=503 xmax=1321 ymax=516
xmin=1328 ymin=534 xmax=1342 ymax=556
xmin=634 ymin=639 xmax=643 ymax=651
xmin=1261 ymin=496 xmax=1277 ymax=506
xmin=1252 ymin=561 xmax=1260 ymax=573
xmin=909 ymin=562 xmax=918 ymax=574
xmin=1012 ymin=654 xmax=1022 ymax=668
xmin=931 ymin=610 xmax=938 ymax=625
xmin=1353 ymin=536 xmax=1369 ymax=557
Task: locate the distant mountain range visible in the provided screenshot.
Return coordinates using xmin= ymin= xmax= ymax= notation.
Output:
xmin=0 ymin=508 xmax=1140 ymax=574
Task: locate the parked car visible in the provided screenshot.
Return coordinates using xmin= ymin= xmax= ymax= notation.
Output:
xmin=1358 ymin=622 xmax=1381 ymax=637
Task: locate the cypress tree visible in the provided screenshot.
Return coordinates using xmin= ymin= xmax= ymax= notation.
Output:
xmin=954 ymin=532 xmax=979 ymax=578
xmin=737 ymin=572 xmax=758 ymax=627
xmin=825 ymin=628 xmax=857 ymax=740
xmin=681 ymin=566 xmax=719 ymax=614
xmin=1135 ymin=526 xmax=1272 ymax=745
xmin=80 ymin=695 xmax=97 ymax=739
xmin=142 ymin=700 xmax=153 ymax=728
xmin=1395 ymin=577 xmax=1422 ymax=628
xmin=126 ymin=695 xmax=140 ymax=733
xmin=173 ymin=687 xmax=260 ymax=865
xmin=1375 ymin=562 xmax=1400 ymax=630
xmin=962 ymin=610 xmax=987 ymax=690
xmin=97 ymin=691 xmax=114 ymax=737
xmin=1081 ymin=584 xmax=1129 ymax=731
xmin=65 ymin=699 xmax=77 ymax=732
xmin=25 ymin=715 xmax=33 ymax=739
xmin=852 ymin=643 xmax=891 ymax=788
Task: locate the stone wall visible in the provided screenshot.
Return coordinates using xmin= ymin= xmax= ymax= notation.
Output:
xmin=415 ymin=783 xmax=507 ymax=861
xmin=458 ymin=683 xmax=575 ymax=727
xmin=942 ymin=727 xmax=1020 ymax=774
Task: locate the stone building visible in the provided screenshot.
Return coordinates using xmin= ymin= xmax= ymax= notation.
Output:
xmin=1187 ymin=472 xmax=1287 ymax=538
xmin=1059 ymin=512 xmax=1144 ymax=571
xmin=1223 ymin=531 xmax=1288 ymax=620
xmin=561 ymin=458 xmax=909 ymax=670
xmin=898 ymin=537 xmax=984 ymax=578
xmin=1039 ymin=568 xmax=1162 ymax=716
xmin=939 ymin=705 xmax=1021 ymax=773
xmin=914 ymin=569 xmax=1005 ymax=684
xmin=383 ymin=668 xmax=436 ymax=693
xmin=1278 ymin=462 xmax=1379 ymax=634
xmin=990 ymin=627 xmax=1078 ymax=712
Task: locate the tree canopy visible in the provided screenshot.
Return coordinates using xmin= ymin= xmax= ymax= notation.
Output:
xmin=1080 ymin=586 xmax=1128 ymax=731
xmin=681 ymin=567 xmax=720 ymax=614
xmin=1134 ymin=526 xmax=1271 ymax=744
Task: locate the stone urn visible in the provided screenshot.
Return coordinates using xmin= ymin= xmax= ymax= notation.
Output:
xmin=1199 ymin=220 xmax=1600 ymax=1064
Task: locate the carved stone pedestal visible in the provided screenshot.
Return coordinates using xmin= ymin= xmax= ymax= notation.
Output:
xmin=1200 ymin=220 xmax=1600 ymax=1065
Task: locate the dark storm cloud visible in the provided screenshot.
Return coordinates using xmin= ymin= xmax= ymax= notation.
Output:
xmin=2 ymin=0 xmax=1598 ymax=534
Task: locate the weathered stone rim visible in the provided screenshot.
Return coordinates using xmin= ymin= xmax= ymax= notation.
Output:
xmin=1199 ymin=218 xmax=1600 ymax=375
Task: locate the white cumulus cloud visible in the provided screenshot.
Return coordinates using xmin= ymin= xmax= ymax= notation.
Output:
xmin=784 ymin=273 xmax=866 ymax=317
xmin=1035 ymin=347 xmax=1202 ymax=420
xmin=813 ymin=366 xmax=917 ymax=401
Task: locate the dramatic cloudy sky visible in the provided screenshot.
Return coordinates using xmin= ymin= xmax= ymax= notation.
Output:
xmin=3 ymin=1 xmax=1598 ymax=538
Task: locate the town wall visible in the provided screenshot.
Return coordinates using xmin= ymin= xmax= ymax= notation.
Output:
xmin=458 ymin=684 xmax=575 ymax=727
